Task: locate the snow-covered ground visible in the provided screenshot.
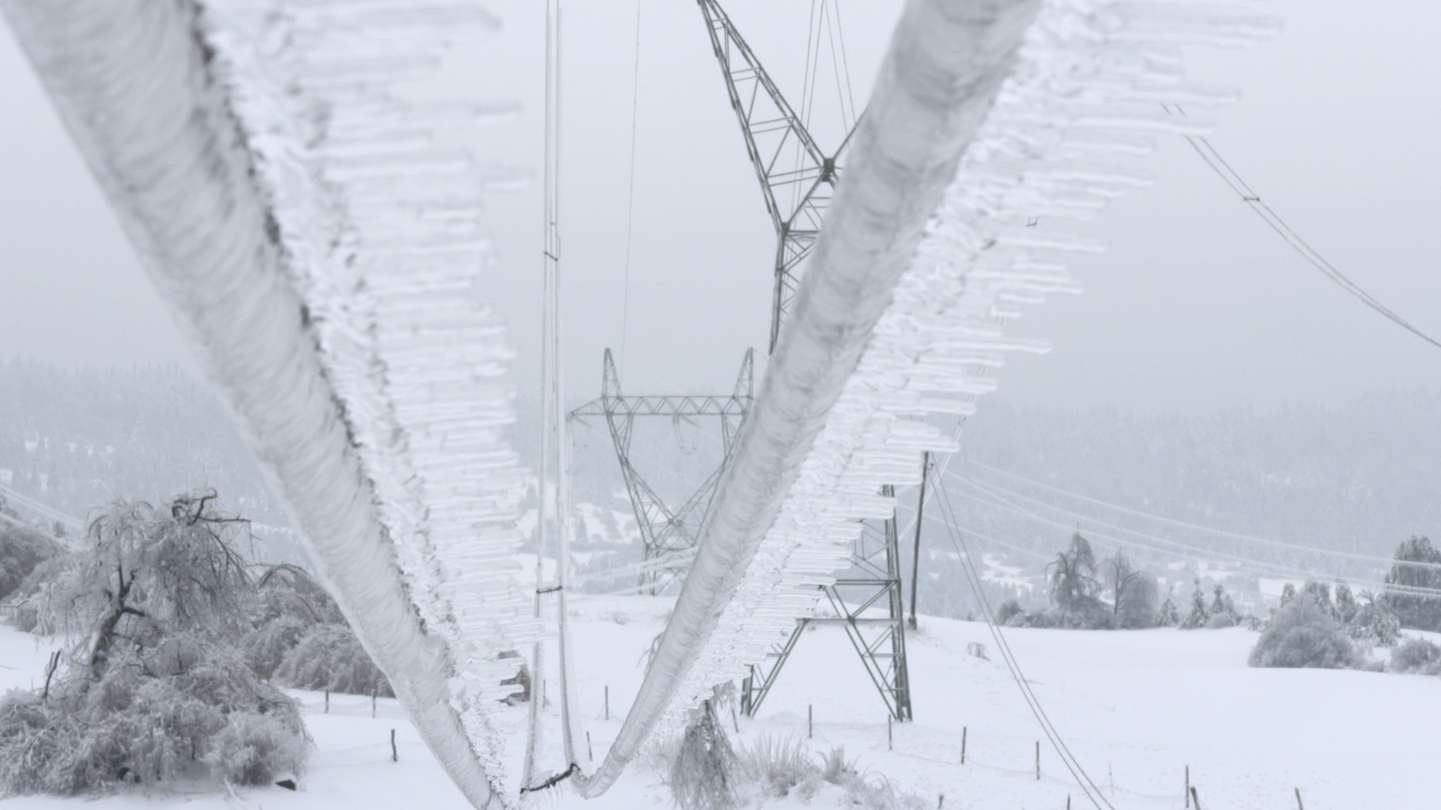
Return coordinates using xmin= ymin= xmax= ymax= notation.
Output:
xmin=4 ymin=599 xmax=1438 ymax=809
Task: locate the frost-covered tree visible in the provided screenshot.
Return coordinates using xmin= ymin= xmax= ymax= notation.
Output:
xmin=1348 ymin=590 xmax=1401 ymax=646
xmin=1181 ymin=579 xmax=1210 ymax=629
xmin=0 ymin=494 xmax=307 ymax=796
xmin=1117 ymin=572 xmax=1159 ymax=629
xmin=1383 ymin=536 xmax=1441 ymax=631
xmin=1301 ymin=581 xmax=1334 ymax=619
xmin=1280 ymin=582 xmax=1297 ymax=607
xmin=1155 ymin=591 xmax=1181 ymax=627
xmin=1206 ymin=583 xmax=1239 ymax=627
xmin=274 ymin=624 xmax=392 ymax=697
xmin=1334 ymin=583 xmax=1359 ymax=624
xmin=1047 ymin=532 xmax=1099 ymax=612
xmin=1104 ymin=552 xmax=1140 ymax=620
xmin=243 ymin=564 xmax=343 ymax=681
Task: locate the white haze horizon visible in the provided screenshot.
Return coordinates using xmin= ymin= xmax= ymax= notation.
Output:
xmin=2 ymin=0 xmax=1438 ymax=417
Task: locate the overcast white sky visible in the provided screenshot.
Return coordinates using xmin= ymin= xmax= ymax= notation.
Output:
xmin=0 ymin=0 xmax=1437 ymax=414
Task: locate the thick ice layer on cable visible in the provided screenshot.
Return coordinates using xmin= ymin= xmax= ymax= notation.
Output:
xmin=661 ymin=0 xmax=1272 ymax=733
xmin=201 ymin=0 xmax=534 ymax=798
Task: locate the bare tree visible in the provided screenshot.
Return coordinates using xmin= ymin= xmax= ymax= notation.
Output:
xmin=1105 ymin=552 xmax=1142 ymax=621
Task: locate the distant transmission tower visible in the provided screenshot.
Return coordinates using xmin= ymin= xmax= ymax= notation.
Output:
xmin=696 ymin=0 xmax=913 ymax=721
xmin=572 ymin=349 xmax=753 ymax=592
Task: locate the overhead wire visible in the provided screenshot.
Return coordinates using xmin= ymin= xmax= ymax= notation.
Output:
xmin=945 ymin=471 xmax=1441 ymax=600
xmin=963 ymin=458 xmax=1441 ymax=573
xmin=829 ymin=0 xmax=859 ymax=126
xmin=617 ymin=0 xmax=643 ymax=375
xmin=931 ymin=473 xmax=1116 ymax=810
xmin=819 ymin=1 xmax=850 ymax=130
xmin=1166 ymin=103 xmax=1441 ymax=352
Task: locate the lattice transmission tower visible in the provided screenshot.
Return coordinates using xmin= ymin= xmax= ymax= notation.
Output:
xmin=696 ymin=0 xmax=913 ymax=721
xmin=572 ymin=349 xmax=753 ymax=592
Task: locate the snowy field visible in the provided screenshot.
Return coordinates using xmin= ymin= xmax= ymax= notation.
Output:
xmin=4 ymin=598 xmax=1438 ymax=809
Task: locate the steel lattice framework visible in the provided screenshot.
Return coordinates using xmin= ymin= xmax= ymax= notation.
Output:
xmin=697 ymin=0 xmax=913 ymax=722
xmin=698 ymin=0 xmax=857 ymax=354
xmin=572 ymin=348 xmax=753 ymax=591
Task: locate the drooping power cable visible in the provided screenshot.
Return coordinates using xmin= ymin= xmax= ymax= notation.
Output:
xmin=1168 ymin=104 xmax=1441 ymax=352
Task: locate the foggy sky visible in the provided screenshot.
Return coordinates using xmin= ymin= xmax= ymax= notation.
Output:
xmin=1 ymin=0 xmax=1437 ymax=414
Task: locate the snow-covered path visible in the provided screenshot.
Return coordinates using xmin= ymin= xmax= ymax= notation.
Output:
xmin=6 ymin=603 xmax=1438 ymax=809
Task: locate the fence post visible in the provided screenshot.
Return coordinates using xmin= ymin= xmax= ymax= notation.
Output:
xmin=324 ymin=690 xmax=330 ymax=714
xmin=808 ymin=704 xmax=813 ymax=740
xmin=604 ymin=684 xmax=610 ymax=721
xmin=887 ymin=715 xmax=893 ymax=751
xmin=1185 ymin=765 xmax=1190 ymax=807
xmin=1294 ymin=788 xmax=1304 ymax=810
xmin=1067 ymin=796 xmax=1071 ymax=810
xmin=1035 ymin=741 xmax=1040 ymax=781
xmin=1190 ymin=786 xmax=1202 ymax=810
xmin=938 ymin=795 xmax=945 ymax=809
xmin=390 ymin=729 xmax=398 ymax=763
xmin=961 ymin=726 xmax=967 ymax=764
xmin=371 ymin=687 xmax=377 ymax=719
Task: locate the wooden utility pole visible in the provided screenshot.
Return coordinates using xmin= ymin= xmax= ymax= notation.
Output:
xmin=909 ymin=453 xmax=929 ymax=630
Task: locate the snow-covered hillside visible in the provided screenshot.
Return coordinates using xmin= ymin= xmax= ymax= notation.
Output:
xmin=5 ymin=599 xmax=1437 ymax=809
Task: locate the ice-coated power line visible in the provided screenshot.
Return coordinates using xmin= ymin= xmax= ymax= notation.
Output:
xmin=1168 ymin=104 xmax=1441 ymax=352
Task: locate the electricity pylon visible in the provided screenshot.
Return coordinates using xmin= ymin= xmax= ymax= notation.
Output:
xmin=697 ymin=0 xmax=913 ymax=721
xmin=571 ymin=349 xmax=753 ymax=592
xmin=697 ymin=0 xmax=856 ymax=354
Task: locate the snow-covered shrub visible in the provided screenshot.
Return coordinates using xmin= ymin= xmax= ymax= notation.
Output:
xmin=1206 ymin=612 xmax=1238 ymax=629
xmin=2 ymin=552 xmax=72 ymax=634
xmin=0 ymin=495 xmax=308 ymax=797
xmin=1249 ymin=596 xmax=1361 ymax=670
xmin=274 ymin=624 xmax=392 ymax=697
xmin=0 ymin=638 xmax=306 ymax=796
xmin=669 ymin=701 xmax=738 ymax=810
xmin=1389 ymin=637 xmax=1441 ymax=674
xmin=995 ymin=599 xmax=1024 ymax=625
xmin=206 ymin=713 xmax=308 ymax=786
xmin=819 ymin=745 xmax=858 ymax=784
xmin=0 ymin=523 xmax=59 ymax=603
xmin=738 ymin=736 xmax=813 ymax=800
xmin=736 ymin=738 xmax=923 ymax=810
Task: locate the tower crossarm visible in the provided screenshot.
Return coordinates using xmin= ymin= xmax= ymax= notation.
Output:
xmin=696 ymin=0 xmax=862 ymax=351
xmin=696 ymin=0 xmax=829 ymax=232
xmin=571 ymin=394 xmax=750 ymax=420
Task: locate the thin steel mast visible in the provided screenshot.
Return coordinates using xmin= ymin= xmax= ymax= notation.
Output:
xmin=696 ymin=0 xmax=912 ymax=721
xmin=526 ymin=0 xmax=583 ymax=789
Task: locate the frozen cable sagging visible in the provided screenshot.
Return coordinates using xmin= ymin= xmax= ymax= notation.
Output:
xmin=2 ymin=0 xmax=535 ymax=807
xmin=576 ymin=0 xmax=1273 ymax=796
